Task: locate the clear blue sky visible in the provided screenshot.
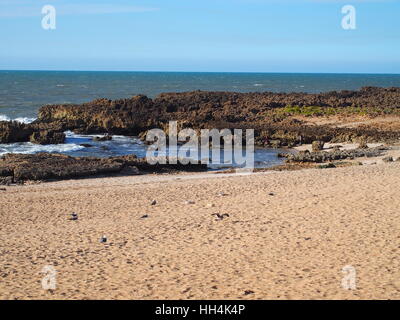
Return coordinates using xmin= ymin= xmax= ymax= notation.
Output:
xmin=0 ymin=0 xmax=399 ymax=73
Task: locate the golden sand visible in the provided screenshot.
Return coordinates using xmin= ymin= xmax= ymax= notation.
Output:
xmin=1 ymin=163 xmax=400 ymax=300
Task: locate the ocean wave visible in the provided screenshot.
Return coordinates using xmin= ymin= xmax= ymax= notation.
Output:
xmin=0 ymin=114 xmax=36 ymax=124
xmin=0 ymin=142 xmax=85 ymax=156
xmin=65 ymin=131 xmax=136 ymax=142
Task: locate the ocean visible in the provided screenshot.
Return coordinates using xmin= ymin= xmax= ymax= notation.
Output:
xmin=1 ymin=71 xmax=399 ymax=166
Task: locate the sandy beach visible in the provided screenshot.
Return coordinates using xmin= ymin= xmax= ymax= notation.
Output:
xmin=1 ymin=162 xmax=399 ymax=300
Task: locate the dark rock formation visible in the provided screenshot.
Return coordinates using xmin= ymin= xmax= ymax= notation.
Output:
xmin=29 ymin=130 xmax=65 ymax=144
xmin=312 ymin=141 xmax=325 ymax=152
xmin=92 ymin=135 xmax=112 ymax=142
xmin=0 ymin=153 xmax=207 ymax=184
xmin=35 ymin=87 xmax=400 ymax=147
xmin=0 ymin=121 xmax=66 ymax=144
xmin=358 ymin=139 xmax=368 ymax=149
xmin=2 ymin=87 xmax=400 ymax=146
xmin=282 ymin=147 xmax=386 ymax=163
xmin=0 ymin=121 xmax=33 ymax=143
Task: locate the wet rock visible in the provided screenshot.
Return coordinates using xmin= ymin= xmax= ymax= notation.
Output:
xmin=119 ymin=166 xmax=140 ymax=175
xmin=318 ymin=163 xmax=336 ymax=169
xmin=80 ymin=143 xmax=93 ymax=148
xmin=286 ymin=147 xmax=385 ymax=163
xmin=29 ymin=130 xmax=65 ymax=145
xmin=382 ymin=156 xmax=393 ymax=163
xmin=0 ymin=153 xmax=206 ymax=184
xmin=93 ymin=135 xmax=112 ymax=142
xmin=0 ymin=121 xmax=33 ymax=143
xmin=26 ymin=87 xmax=400 ymax=148
xmin=0 ymin=153 xmax=124 ymax=183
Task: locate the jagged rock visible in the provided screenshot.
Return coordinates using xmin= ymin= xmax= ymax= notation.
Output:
xmin=0 ymin=121 xmax=33 ymax=143
xmin=312 ymin=141 xmax=325 ymax=152
xmin=29 ymin=131 xmax=65 ymax=145
xmin=318 ymin=163 xmax=336 ymax=169
xmin=0 ymin=152 xmax=207 ymax=184
xmin=286 ymin=147 xmax=385 ymax=163
xmin=382 ymin=156 xmax=393 ymax=163
xmin=0 ymin=176 xmax=13 ymax=186
xmin=119 ymin=166 xmax=140 ymax=175
xmin=93 ymin=135 xmax=112 ymax=142
xmin=31 ymin=87 xmax=400 ymax=147
xmin=2 ymin=87 xmax=400 ymax=148
xmin=358 ymin=139 xmax=368 ymax=149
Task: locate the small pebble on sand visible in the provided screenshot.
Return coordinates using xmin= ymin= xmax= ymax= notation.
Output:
xmin=99 ymin=236 xmax=107 ymax=243
xmin=151 ymin=200 xmax=157 ymax=205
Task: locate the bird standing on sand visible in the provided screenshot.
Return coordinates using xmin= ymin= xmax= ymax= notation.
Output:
xmin=212 ymin=213 xmax=230 ymax=221
xmin=69 ymin=212 xmax=78 ymax=221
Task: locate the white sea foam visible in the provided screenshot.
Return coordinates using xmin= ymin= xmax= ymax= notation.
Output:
xmin=0 ymin=114 xmax=10 ymax=121
xmin=14 ymin=117 xmax=36 ymax=124
xmin=65 ymin=130 xmax=135 ymax=142
xmin=0 ymin=114 xmax=36 ymax=124
xmin=0 ymin=142 xmax=84 ymax=156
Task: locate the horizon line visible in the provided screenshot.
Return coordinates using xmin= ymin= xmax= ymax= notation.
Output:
xmin=1 ymin=69 xmax=400 ymax=75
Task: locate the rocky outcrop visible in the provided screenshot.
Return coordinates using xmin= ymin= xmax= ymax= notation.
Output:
xmin=0 ymin=121 xmax=66 ymax=144
xmin=281 ymin=147 xmax=386 ymax=163
xmin=0 ymin=153 xmax=208 ymax=184
xmin=29 ymin=130 xmax=65 ymax=144
xmin=0 ymin=121 xmax=33 ymax=143
xmin=312 ymin=141 xmax=325 ymax=152
xmin=2 ymin=87 xmax=400 ymax=146
xmin=92 ymin=135 xmax=112 ymax=142
xmin=38 ymin=95 xmax=161 ymax=135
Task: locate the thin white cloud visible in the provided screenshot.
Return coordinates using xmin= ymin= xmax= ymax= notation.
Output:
xmin=0 ymin=1 xmax=159 ymax=17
